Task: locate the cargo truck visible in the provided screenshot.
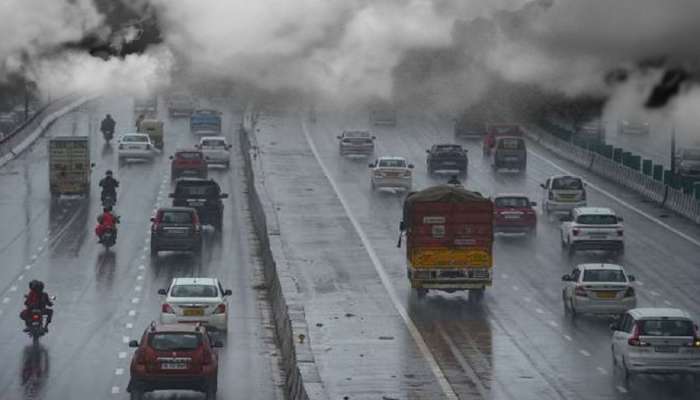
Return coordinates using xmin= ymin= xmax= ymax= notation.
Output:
xmin=399 ymin=184 xmax=494 ymax=300
xmin=49 ymin=136 xmax=91 ymax=198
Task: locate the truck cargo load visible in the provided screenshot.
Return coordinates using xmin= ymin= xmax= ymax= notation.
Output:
xmin=190 ymin=109 xmax=222 ymax=135
xmin=49 ymin=136 xmax=91 ymax=198
xmin=400 ymin=184 xmax=494 ymax=300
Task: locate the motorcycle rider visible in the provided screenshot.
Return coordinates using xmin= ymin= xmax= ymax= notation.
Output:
xmin=99 ymin=170 xmax=119 ymax=204
xmin=95 ymin=206 xmax=118 ymax=243
xmin=20 ymin=280 xmax=53 ymax=332
xmin=135 ymin=113 xmax=145 ymax=131
xmin=100 ymin=114 xmax=116 ymax=137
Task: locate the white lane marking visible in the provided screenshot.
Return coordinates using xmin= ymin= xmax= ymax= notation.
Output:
xmin=636 ymin=280 xmax=644 ymax=286
xmin=118 ymin=352 xmax=127 ymax=359
xmin=563 ymin=335 xmax=573 ymax=341
xmin=115 ymin=368 xmax=124 ymax=376
xmin=37 ymin=246 xmax=43 ymax=252
xmin=134 ymin=286 xmax=142 ymax=292
xmin=111 ymin=386 xmax=120 ymax=394
xmin=616 ymin=385 xmax=628 ymax=393
xmin=501 ymin=273 xmax=509 ymax=279
xmin=142 ymin=246 xmax=148 ymax=252
xmin=140 ymin=254 xmax=146 ymax=260
xmin=9 ymin=286 xmax=16 ymax=292
xmin=523 ymin=297 xmax=532 ymax=303
xmin=125 ymin=323 xmax=133 ymax=329
xmin=128 ymin=310 xmax=136 ymax=317
xmin=579 ymin=349 xmax=591 ymax=357
xmin=437 ymin=324 xmax=489 ymax=398
xmin=17 ymin=275 xmax=23 ymax=281
xmin=548 ymin=321 xmax=558 ymax=328
xmin=25 ymin=265 xmax=31 ymax=270
xmin=43 ymin=237 xmax=48 ymax=242
xmin=131 ymin=298 xmax=140 ymax=304
xmin=512 ymin=285 xmax=519 ymax=291
xmin=138 ymin=265 xmax=145 ymax=270
xmin=2 ymin=298 xmax=9 ymax=304
xmin=664 ymin=300 xmax=672 ymax=306
xmin=650 ymin=290 xmax=660 ymax=297
xmin=597 ymin=367 xmax=608 ymax=375
xmin=529 ymin=149 xmax=700 ymax=248
xmin=535 ymin=308 xmax=545 ymax=314
xmin=301 ymin=120 xmax=458 ymax=399
xmin=122 ymin=336 xmax=130 ymax=344
xmin=30 ymin=254 xmax=37 ymax=260
xmin=137 ymin=275 xmax=144 ymax=281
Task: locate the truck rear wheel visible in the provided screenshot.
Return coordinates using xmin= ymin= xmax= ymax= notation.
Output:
xmin=416 ymin=289 xmax=428 ymax=299
xmin=470 ymin=288 xmax=484 ymax=302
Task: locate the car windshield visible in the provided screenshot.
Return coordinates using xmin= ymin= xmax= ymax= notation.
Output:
xmin=149 ymin=333 xmax=202 ymax=351
xmin=495 ymin=197 xmax=530 ymax=208
xmin=378 ymin=159 xmax=406 ymax=168
xmin=552 ymin=177 xmax=583 ymax=190
xmin=344 ymin=131 xmax=370 ymax=138
xmin=160 ymin=211 xmax=193 ymax=224
xmin=682 ymin=149 xmax=700 ymax=160
xmin=177 ymin=152 xmax=202 ymax=160
xmin=497 ymin=138 xmax=524 ymax=150
xmin=170 ymin=284 xmax=218 ymax=297
xmin=176 ymin=183 xmax=219 ymax=197
xmin=122 ymin=135 xmax=147 ymax=143
xmin=491 ymin=126 xmax=519 ymax=135
xmin=638 ymin=319 xmax=694 ymax=337
xmin=582 ymin=269 xmax=626 ymax=282
xmin=201 ymin=139 xmax=226 ymax=147
xmin=576 ymin=214 xmax=618 ymax=224
xmin=434 ymin=145 xmax=462 ymax=153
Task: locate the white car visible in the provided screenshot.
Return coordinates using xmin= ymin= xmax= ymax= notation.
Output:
xmin=561 ymin=263 xmax=636 ymax=317
xmin=611 ymin=308 xmax=700 ymax=382
xmin=158 ymin=277 xmax=232 ymax=332
xmin=196 ymin=136 xmax=231 ymax=168
xmin=541 ymin=175 xmax=587 ymax=214
xmin=369 ymin=156 xmax=414 ymax=191
xmin=118 ymin=133 xmax=154 ymax=163
xmin=560 ymin=207 xmax=624 ymax=256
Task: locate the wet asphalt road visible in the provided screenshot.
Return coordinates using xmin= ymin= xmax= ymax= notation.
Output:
xmin=254 ymin=105 xmax=700 ymax=400
xmin=0 ymin=96 xmax=281 ymax=400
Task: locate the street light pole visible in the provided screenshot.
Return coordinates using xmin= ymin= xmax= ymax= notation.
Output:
xmin=670 ymin=123 xmax=676 ymax=175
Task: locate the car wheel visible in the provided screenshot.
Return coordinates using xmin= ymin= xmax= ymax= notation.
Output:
xmin=569 ymin=300 xmax=577 ymax=317
xmin=567 ymin=241 xmax=576 ymax=257
xmin=622 ymin=358 xmax=632 ymax=385
xmin=371 ymin=180 xmax=376 ymax=191
xmin=470 ymin=288 xmax=485 ymax=302
xmin=150 ymin=243 xmax=158 ymax=257
xmin=416 ymin=289 xmax=428 ymax=299
xmin=130 ymin=390 xmax=144 ymax=400
xmin=611 ymin=346 xmax=618 ymax=367
xmin=205 ymin=383 xmax=217 ymax=400
xmin=562 ymin=291 xmax=569 ymax=313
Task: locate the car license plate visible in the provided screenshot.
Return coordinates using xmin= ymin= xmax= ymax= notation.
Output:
xmin=129 ymin=145 xmax=141 ymax=149
xmin=590 ymin=234 xmax=606 ymax=239
xmin=504 ymin=215 xmax=521 ymax=219
xmin=442 ymin=161 xmax=456 ymax=165
xmin=596 ymin=291 xmax=617 ymax=299
xmin=161 ymin=363 xmax=187 ymax=370
xmin=183 ymin=308 xmax=204 ymax=316
xmin=505 ymin=157 xmax=518 ymax=161
xmin=654 ymin=346 xmax=678 ymax=353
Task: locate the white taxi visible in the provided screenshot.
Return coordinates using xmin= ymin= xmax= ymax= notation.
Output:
xmin=561 ymin=263 xmax=636 ymax=317
xmin=196 ymin=136 xmax=231 ymax=168
xmin=369 ymin=156 xmax=414 ymax=191
xmin=118 ymin=133 xmax=154 ymax=163
xmin=158 ymin=277 xmax=232 ymax=332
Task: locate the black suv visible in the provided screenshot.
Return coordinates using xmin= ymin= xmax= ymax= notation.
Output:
xmin=170 ymin=178 xmax=228 ymax=231
xmin=150 ymin=207 xmax=203 ymax=256
xmin=426 ymin=144 xmax=468 ymax=175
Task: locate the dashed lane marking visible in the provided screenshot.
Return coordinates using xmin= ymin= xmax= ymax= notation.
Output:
xmin=128 ymin=310 xmax=136 ymax=317
xmin=135 ymin=286 xmax=142 ymax=292
xmin=523 ymin=297 xmax=532 ymax=302
xmin=579 ymin=349 xmax=591 ymax=357
xmin=125 ymin=323 xmax=133 ymax=329
xmin=138 ymin=265 xmax=145 ymax=270
xmin=25 ymin=265 xmax=31 ymax=270
xmin=664 ymin=300 xmax=672 ymax=306
xmin=548 ymin=321 xmax=558 ymax=328
xmin=118 ymin=352 xmax=127 ymax=359
xmin=131 ymin=298 xmax=140 ymax=304
xmin=9 ymin=286 xmax=16 ymax=292
xmin=650 ymin=290 xmax=660 ymax=296
xmin=115 ymin=368 xmax=124 ymax=376
xmin=30 ymin=254 xmax=37 ymax=260
xmin=597 ymin=367 xmax=608 ymax=375
xmin=122 ymin=336 xmax=130 ymax=344
xmin=512 ymin=285 xmax=519 ymax=291
xmin=111 ymin=387 xmax=120 ymax=394
xmin=636 ymin=281 xmax=644 ymax=286
xmin=563 ymin=335 xmax=573 ymax=341
xmin=616 ymin=385 xmax=628 ymax=393
xmin=136 ymin=275 xmax=143 ymax=281
xmin=17 ymin=275 xmax=23 ymax=281
xmin=535 ymin=308 xmax=545 ymax=314
xmin=2 ymin=298 xmax=9 ymax=304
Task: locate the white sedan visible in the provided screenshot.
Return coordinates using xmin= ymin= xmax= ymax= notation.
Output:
xmin=369 ymin=156 xmax=414 ymax=191
xmin=562 ymin=263 xmax=637 ymax=317
xmin=118 ymin=133 xmax=155 ymax=163
xmin=158 ymin=277 xmax=232 ymax=332
xmin=196 ymin=136 xmax=231 ymax=168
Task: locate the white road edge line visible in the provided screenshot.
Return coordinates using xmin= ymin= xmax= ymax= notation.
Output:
xmin=437 ymin=324 xmax=489 ymax=398
xmin=301 ymin=119 xmax=459 ymax=400
xmin=528 ymin=149 xmax=700 ymax=248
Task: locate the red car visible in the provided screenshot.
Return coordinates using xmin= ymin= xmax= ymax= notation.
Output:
xmin=128 ymin=322 xmax=222 ymax=400
xmin=170 ymin=149 xmax=207 ymax=180
xmin=483 ymin=123 xmax=523 ymax=155
xmin=493 ymin=193 xmax=537 ymax=234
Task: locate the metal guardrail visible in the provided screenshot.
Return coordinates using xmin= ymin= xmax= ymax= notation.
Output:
xmin=526 ymin=125 xmax=700 ymax=224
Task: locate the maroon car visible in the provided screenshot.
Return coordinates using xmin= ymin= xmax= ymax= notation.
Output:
xmin=170 ymin=149 xmax=207 ymax=180
xmin=493 ymin=193 xmax=537 ymax=235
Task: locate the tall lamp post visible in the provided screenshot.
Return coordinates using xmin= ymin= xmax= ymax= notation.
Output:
xmin=670 ymin=124 xmax=676 ymax=176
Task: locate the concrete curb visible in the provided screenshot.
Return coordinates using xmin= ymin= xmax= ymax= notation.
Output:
xmin=238 ymin=109 xmax=327 ymax=400
xmin=0 ymin=95 xmax=96 ymax=169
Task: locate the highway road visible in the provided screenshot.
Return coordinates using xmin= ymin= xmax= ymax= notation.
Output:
xmin=252 ymin=104 xmax=700 ymax=400
xmin=0 ymin=96 xmax=282 ymax=400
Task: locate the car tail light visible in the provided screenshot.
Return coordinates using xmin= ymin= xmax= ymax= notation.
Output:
xmin=628 ymin=323 xmax=650 ymax=347
xmin=572 ymin=229 xmax=580 ymax=236
xmin=548 ymin=191 xmax=554 ymax=200
xmin=146 ymin=144 xmax=151 ymax=150
xmin=687 ymin=325 xmax=700 ymax=347
xmin=31 ymin=313 xmax=41 ymax=321
xmin=624 ymin=287 xmax=635 ymax=297
xmin=574 ymin=286 xmax=587 ymax=297
xmin=152 ymin=211 xmax=163 ymax=232
xmin=119 ymin=144 xmax=125 ymax=150
xmin=213 ymin=304 xmax=226 ymax=314
xmin=581 ymin=190 xmax=587 ymax=200
xmin=161 ymin=303 xmax=175 ymax=314
xmin=617 ymin=230 xmax=624 ymax=236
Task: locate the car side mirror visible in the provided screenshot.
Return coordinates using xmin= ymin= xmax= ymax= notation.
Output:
xmin=530 ymin=201 xmax=537 ymax=206
xmin=91 ymin=163 xmax=96 ymax=168
xmin=150 ymin=217 xmax=155 ymax=222
xmin=368 ymin=163 xmax=374 ymax=168
xmin=559 ymin=215 xmax=572 ymax=222
xmin=609 ymin=323 xmax=619 ymax=332
xmin=408 ymin=164 xmax=414 ymax=169
xmin=617 ymin=216 xmax=624 ymax=222
xmin=561 ymin=274 xmax=571 ymax=281
xmin=169 ymin=156 xmax=174 ymax=160
xmin=425 ymin=149 xmax=430 ymax=153
xmin=399 ymin=221 xmax=406 ymax=231
xmin=128 ymin=340 xmax=139 ymax=348
xmin=336 ymin=135 xmax=341 ymax=139
xmin=157 ymin=289 xmax=167 ymax=295
xmin=627 ymin=274 xmax=636 ymax=282
xmin=223 ymin=289 xmax=232 ymax=296
xmin=168 ymin=193 xmax=174 ymax=198
xmin=539 ymin=183 xmax=546 ymax=189
xmin=213 ymin=340 xmax=224 ymax=348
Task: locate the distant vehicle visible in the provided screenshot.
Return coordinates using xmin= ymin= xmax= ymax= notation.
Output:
xmin=483 ymin=123 xmax=523 ymax=156
xmin=158 ymin=277 xmax=232 ymax=332
xmin=674 ymin=147 xmax=700 ymax=178
xmin=137 ymin=118 xmax=164 ymax=150
xmin=399 ymin=184 xmax=494 ymax=300
xmin=369 ymin=106 xmax=397 ymax=126
xmin=454 ymin=116 xmax=486 ymax=139
xmin=170 ymin=149 xmax=207 ymax=180
xmin=560 ymin=207 xmax=624 ymax=256
xmin=167 ymin=93 xmax=196 ymax=117
xmin=561 ymin=263 xmax=636 ymax=317
xmin=190 ymin=109 xmax=222 ymax=135
xmin=49 ymin=136 xmax=92 ymax=198
xmin=491 ymin=136 xmax=526 ymax=171
xmin=610 ymin=308 xmax=700 ymax=383
xmin=337 ymin=130 xmax=375 ymax=156
xmin=150 ymin=207 xmax=203 ymax=256
xmin=426 ymin=144 xmax=468 ymax=175
xmin=369 ymin=156 xmax=414 ymax=191
xmin=493 ymin=194 xmax=537 ymax=235
xmin=134 ymin=96 xmax=157 ymax=114
xmin=170 ymin=178 xmax=227 ymax=231
xmin=127 ymin=322 xmax=222 ymax=400
xmin=196 ymin=136 xmax=231 ymax=168
xmin=118 ymin=133 xmax=154 ymax=164
xmin=618 ymin=120 xmax=650 ymax=135
xmin=540 ymin=175 xmax=587 ymax=214
xmin=575 ymin=119 xmax=605 ymax=141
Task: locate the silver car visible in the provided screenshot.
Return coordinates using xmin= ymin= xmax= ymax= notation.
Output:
xmin=611 ymin=308 xmax=700 ymax=382
xmin=197 ymin=136 xmax=231 ymax=168
xmin=338 ymin=130 xmax=375 ymax=156
xmin=562 ymin=263 xmax=636 ymax=317
xmin=369 ymin=156 xmax=414 ymax=191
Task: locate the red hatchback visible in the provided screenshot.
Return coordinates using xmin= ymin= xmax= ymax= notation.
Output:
xmin=127 ymin=322 xmax=222 ymax=400
xmin=493 ymin=194 xmax=537 ymax=235
xmin=170 ymin=149 xmax=207 ymax=180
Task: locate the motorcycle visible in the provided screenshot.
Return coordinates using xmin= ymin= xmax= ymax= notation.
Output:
xmin=100 ymin=227 xmax=117 ymax=249
xmin=102 ymin=128 xmax=114 ymax=143
xmin=102 ymin=193 xmax=116 ymax=208
xmin=25 ymin=298 xmax=54 ymax=345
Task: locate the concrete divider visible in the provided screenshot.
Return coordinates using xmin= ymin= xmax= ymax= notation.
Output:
xmin=238 ymin=107 xmax=327 ymax=400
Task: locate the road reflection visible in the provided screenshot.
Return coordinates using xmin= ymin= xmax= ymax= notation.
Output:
xmin=95 ymin=251 xmax=116 ymax=290
xmin=20 ymin=345 xmax=50 ymax=399
xmin=48 ymin=198 xmax=90 ymax=258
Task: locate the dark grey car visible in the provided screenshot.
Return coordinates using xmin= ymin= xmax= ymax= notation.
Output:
xmin=491 ymin=136 xmax=527 ymax=171
xmin=150 ymin=207 xmax=203 ymax=256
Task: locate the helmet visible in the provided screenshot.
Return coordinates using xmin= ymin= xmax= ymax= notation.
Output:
xmin=29 ymin=280 xmax=40 ymax=291
xmin=106 ymin=114 xmax=111 ymax=119
xmin=106 ymin=170 xmax=113 ymax=176
xmin=36 ymin=281 xmax=44 ymax=292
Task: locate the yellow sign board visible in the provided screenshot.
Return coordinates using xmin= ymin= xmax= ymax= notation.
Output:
xmin=410 ymin=248 xmax=491 ymax=268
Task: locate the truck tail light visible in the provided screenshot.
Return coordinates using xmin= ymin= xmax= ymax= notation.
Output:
xmin=572 ymin=229 xmax=580 ymax=236
xmin=213 ymin=304 xmax=226 ymax=314
xmin=617 ymin=230 xmax=624 ymax=236
xmin=624 ymin=287 xmax=635 ymax=297
xmin=628 ymin=323 xmax=650 ymax=347
xmin=146 ymin=144 xmax=151 ymax=150
xmin=161 ymin=303 xmax=175 ymax=314
xmin=581 ymin=190 xmax=587 ymax=200
xmin=687 ymin=325 xmax=700 ymax=348
xmin=548 ymin=191 xmax=554 ymax=200
xmin=574 ymin=286 xmax=587 ymax=297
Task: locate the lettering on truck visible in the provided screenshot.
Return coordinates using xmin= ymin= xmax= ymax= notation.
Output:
xmin=49 ymin=137 xmax=91 ymax=197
